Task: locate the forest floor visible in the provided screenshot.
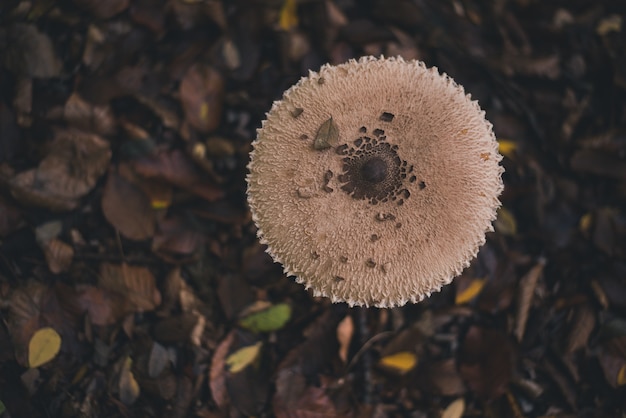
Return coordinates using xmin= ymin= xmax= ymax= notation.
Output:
xmin=1 ymin=0 xmax=626 ymax=417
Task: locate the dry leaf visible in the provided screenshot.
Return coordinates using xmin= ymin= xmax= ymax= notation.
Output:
xmin=210 ymin=332 xmax=235 ymax=409
xmin=314 ymin=117 xmax=339 ymax=150
xmin=99 ymin=263 xmax=161 ymax=312
xmin=442 ymin=398 xmax=465 ymax=418
xmin=378 ymin=351 xmax=418 ymax=374
xmin=102 ymin=168 xmax=156 ymax=240
xmin=336 ymin=315 xmax=354 ymax=364
xmin=28 ymin=327 xmax=61 ymax=368
xmin=119 ymin=356 xmax=140 ymax=405
xmin=180 ymin=64 xmax=224 ymax=133
xmin=73 ymin=0 xmax=129 ymax=18
xmin=514 ymin=259 xmax=546 ymax=341
xmin=9 ymin=130 xmax=111 ymax=210
xmin=42 ymin=238 xmax=74 ymax=274
xmin=279 ymin=0 xmax=298 ymax=31
xmin=455 ymin=278 xmax=486 ymax=305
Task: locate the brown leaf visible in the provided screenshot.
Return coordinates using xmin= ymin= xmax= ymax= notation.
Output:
xmin=152 ymin=215 xmax=203 ymax=262
xmin=3 ymin=24 xmax=62 ymax=78
xmin=0 ymin=196 xmax=24 ymax=237
xmin=102 ymin=168 xmax=156 ymax=241
xmin=99 ymin=263 xmax=161 ymax=312
xmin=426 ymin=359 xmax=467 ymax=396
xmin=9 ymin=130 xmax=111 ymax=210
xmin=458 ymin=326 xmax=515 ymax=400
xmin=565 ymin=304 xmax=595 ymax=354
xmin=75 ymin=285 xmax=129 ymax=326
xmin=514 ymin=259 xmax=546 ymax=341
xmin=42 ymin=238 xmax=74 ymax=274
xmin=73 ymin=0 xmax=129 ymax=18
xmin=64 ymin=93 xmax=116 ymax=136
xmin=179 ymin=64 xmax=224 ymax=133
xmin=132 ymin=149 xmax=223 ymax=201
xmin=209 ymin=331 xmax=235 ymax=409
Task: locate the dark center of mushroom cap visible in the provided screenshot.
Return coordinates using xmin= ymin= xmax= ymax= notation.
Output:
xmin=361 ymin=157 xmax=388 ymax=184
xmin=336 ymin=127 xmax=414 ymax=206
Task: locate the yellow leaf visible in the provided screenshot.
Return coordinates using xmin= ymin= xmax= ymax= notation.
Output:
xmin=379 ymin=351 xmax=417 ymax=374
xmin=119 ymin=356 xmax=140 ymax=405
xmin=28 ymin=327 xmax=61 ymax=368
xmin=495 ymin=207 xmax=517 ymax=236
xmin=226 ymin=342 xmax=262 ymax=374
xmin=456 ymin=278 xmax=486 ymax=305
xmin=279 ymin=0 xmax=298 ymax=31
xmin=617 ymin=364 xmax=626 ymax=386
xmin=200 ymin=103 xmax=209 ymax=121
xmin=442 ymin=398 xmax=465 ymax=418
xmin=579 ymin=212 xmax=593 ymax=235
xmin=498 ymin=139 xmax=517 ymax=159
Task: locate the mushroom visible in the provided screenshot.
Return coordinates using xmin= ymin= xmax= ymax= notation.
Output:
xmin=246 ymin=56 xmax=503 ymax=307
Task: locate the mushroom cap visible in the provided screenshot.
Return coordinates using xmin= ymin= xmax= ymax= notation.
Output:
xmin=247 ymin=56 xmax=503 ymax=308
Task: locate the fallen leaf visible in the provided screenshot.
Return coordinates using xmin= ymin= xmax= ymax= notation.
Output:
xmin=119 ymin=356 xmax=140 ymax=405
xmin=442 ymin=398 xmax=465 ymax=418
xmin=226 ymin=341 xmax=262 ymax=374
xmin=3 ymin=24 xmax=62 ymax=78
xmin=148 ymin=342 xmax=170 ymax=378
xmin=514 ymin=259 xmax=546 ymax=341
xmin=497 ymin=139 xmax=517 ymax=159
xmin=458 ymin=326 xmax=514 ymax=400
xmin=133 ymin=149 xmax=223 ymax=201
xmin=9 ymin=130 xmax=111 ymax=210
xmin=28 ymin=327 xmax=61 ymax=368
xmin=41 ymin=238 xmax=74 ymax=274
xmin=0 ymin=400 xmax=5 ymax=414
xmin=279 ymin=0 xmax=298 ymax=31
xmin=210 ymin=332 xmax=235 ymax=409
xmin=337 ymin=315 xmax=354 ymax=363
xmin=99 ymin=263 xmax=161 ymax=312
xmin=238 ymin=302 xmax=291 ymax=333
xmin=76 ymin=285 xmax=129 ymax=326
xmin=378 ymin=351 xmax=418 ymax=374
xmin=495 ymin=207 xmax=517 ymax=236
xmin=63 ymin=93 xmax=116 ymax=135
xmin=180 ymin=64 xmax=224 ymax=133
xmin=426 ymin=359 xmax=466 ymax=396
xmin=314 ymin=117 xmax=339 ymax=150
xmin=73 ymin=0 xmax=129 ymax=18
xmin=101 ymin=168 xmax=156 ymax=240
xmin=455 ymin=278 xmax=486 ymax=305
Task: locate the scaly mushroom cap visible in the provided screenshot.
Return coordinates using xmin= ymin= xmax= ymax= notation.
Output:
xmin=247 ymin=56 xmax=503 ymax=307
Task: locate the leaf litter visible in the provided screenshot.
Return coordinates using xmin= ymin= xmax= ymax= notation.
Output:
xmin=0 ymin=0 xmax=626 ymax=417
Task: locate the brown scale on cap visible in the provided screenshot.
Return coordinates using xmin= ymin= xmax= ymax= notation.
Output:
xmin=246 ymin=56 xmax=503 ymax=307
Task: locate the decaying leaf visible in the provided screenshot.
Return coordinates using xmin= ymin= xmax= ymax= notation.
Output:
xmin=118 ymin=356 xmax=140 ymax=405
xmin=99 ymin=263 xmax=161 ymax=312
xmin=9 ymin=130 xmax=111 ymax=210
xmin=101 ymin=168 xmax=156 ymax=241
xmin=28 ymin=327 xmax=61 ymax=368
xmin=180 ymin=64 xmax=224 ymax=133
xmin=514 ymin=259 xmax=546 ymax=341
xmin=458 ymin=326 xmax=515 ymax=400
xmin=313 ymin=117 xmax=339 ymax=150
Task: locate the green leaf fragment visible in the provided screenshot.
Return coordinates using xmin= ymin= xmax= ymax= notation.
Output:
xmin=239 ymin=303 xmax=292 ymax=333
xmin=0 ymin=400 xmax=5 ymax=415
